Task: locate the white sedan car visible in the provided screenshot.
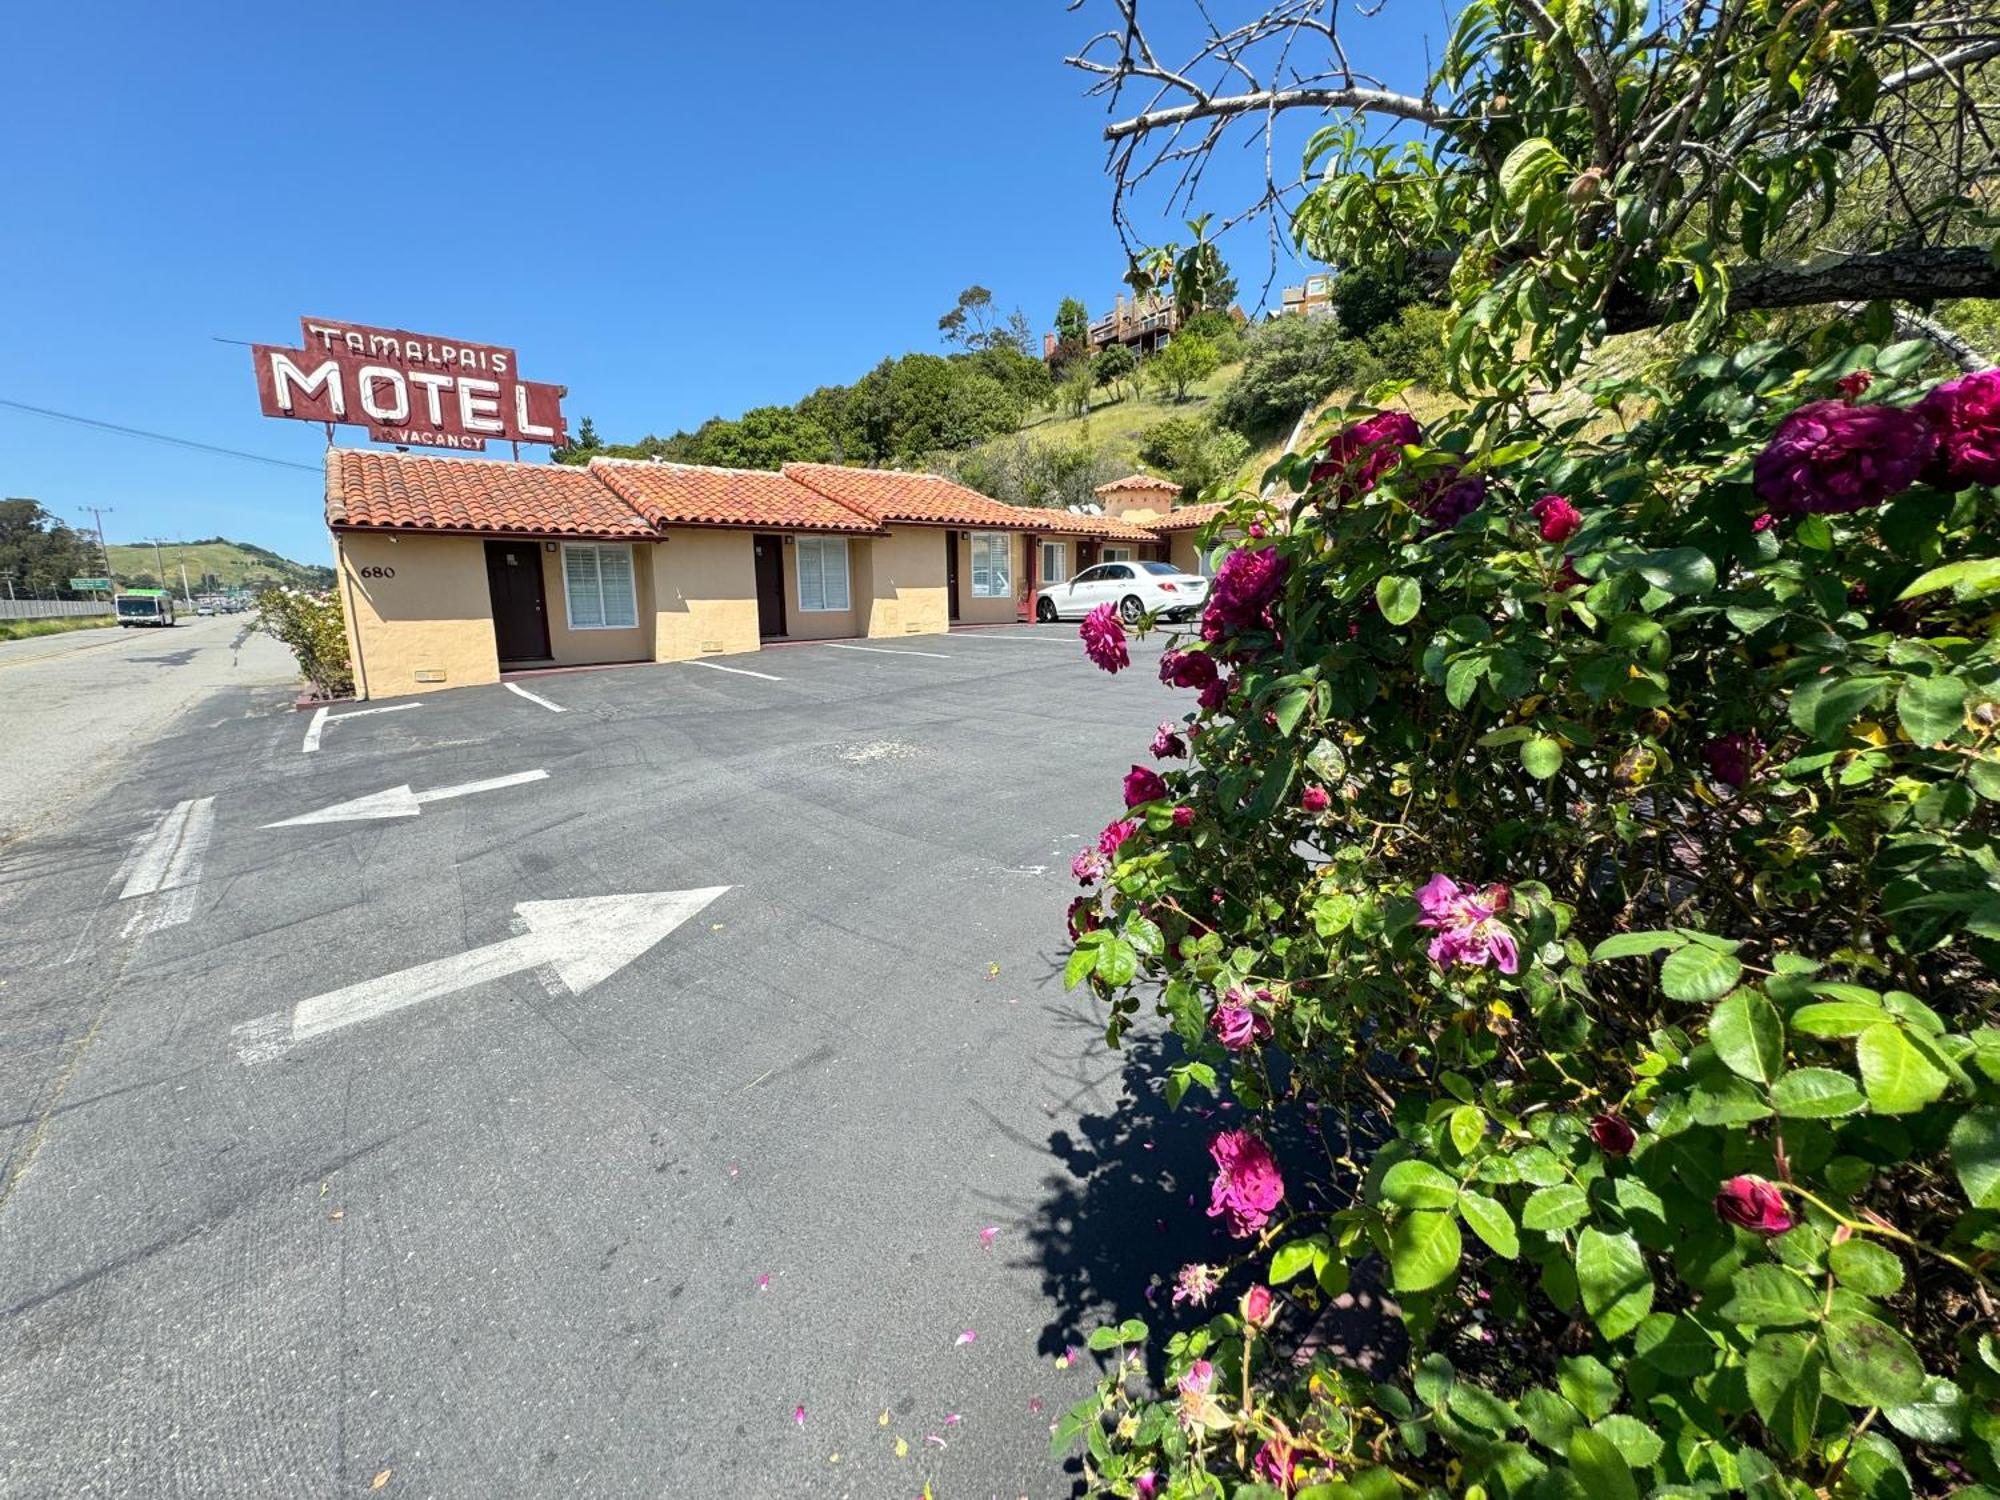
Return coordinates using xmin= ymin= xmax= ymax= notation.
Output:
xmin=1036 ymin=560 xmax=1210 ymax=623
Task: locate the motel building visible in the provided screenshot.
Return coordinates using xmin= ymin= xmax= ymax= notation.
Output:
xmin=326 ymin=448 xmax=1226 ymax=700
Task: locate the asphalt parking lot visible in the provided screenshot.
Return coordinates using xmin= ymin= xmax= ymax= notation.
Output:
xmin=0 ymin=624 xmax=1228 ymax=1499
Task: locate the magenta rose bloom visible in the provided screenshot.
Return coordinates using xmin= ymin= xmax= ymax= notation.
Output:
xmin=1554 ymin=554 xmax=1586 ymax=592
xmin=1065 ymin=896 xmax=1100 ymax=941
xmin=1159 ymin=647 xmax=1219 ymax=692
xmin=1123 ymin=765 xmax=1167 ymax=807
xmin=1590 ymin=1114 xmax=1636 ymax=1156
xmin=1134 ymin=1474 xmax=1159 ymax=1499
xmin=1242 ymin=1283 xmax=1276 ymax=1328
xmin=1417 ymin=467 xmax=1487 ymax=532
xmin=1415 ymin=874 xmax=1519 ymax=974
xmin=1097 ymin=818 xmax=1138 ymax=857
xmin=1753 ymin=399 xmax=1936 ymax=515
xmin=1835 ymin=369 xmax=1874 ymax=399
xmin=1170 ymin=805 xmax=1195 ymax=829
xmin=1917 ymin=369 xmax=2000 ymax=490
xmin=1151 ymin=722 xmax=1187 ymax=759
xmin=1207 ymin=1129 xmax=1285 ymax=1237
xmin=1531 ymin=493 xmax=1583 ymax=543
xmin=1200 ymin=547 xmax=1288 ymax=647
xmin=1312 ymin=411 xmax=1422 ymax=503
xmin=1715 ymin=1175 xmax=1794 ymax=1235
xmin=1198 ymin=677 xmax=1230 ymax=711
xmin=1080 ymin=601 xmax=1130 ymax=673
xmin=1210 ymin=998 xmax=1272 ymax=1051
xmin=1702 ymin=730 xmax=1762 ymax=789
xmin=1070 ymin=848 xmax=1103 ymax=885
xmin=1300 ymin=785 xmax=1331 ymax=814
xmin=1252 ymin=1439 xmax=1300 ymax=1495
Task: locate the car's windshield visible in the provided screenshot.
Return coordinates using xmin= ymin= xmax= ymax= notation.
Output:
xmin=1138 ymin=561 xmax=1181 ymax=576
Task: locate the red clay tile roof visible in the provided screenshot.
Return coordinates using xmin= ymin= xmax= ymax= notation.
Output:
xmin=1020 ymin=508 xmax=1162 ymax=543
xmin=1145 ymin=501 xmax=1228 ymax=533
xmin=783 ymin=464 xmax=1044 ymax=530
xmin=592 ymin=459 xmax=884 ymax=534
xmin=326 ymin=449 xmax=657 ymax=537
xmin=1094 ymin=472 xmax=1182 ymax=496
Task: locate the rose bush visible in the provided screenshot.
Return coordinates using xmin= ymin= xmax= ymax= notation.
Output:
xmin=1054 ymin=328 xmax=2000 ymax=1498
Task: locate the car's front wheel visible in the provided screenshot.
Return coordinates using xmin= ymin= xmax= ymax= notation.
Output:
xmin=1036 ymin=596 xmax=1058 ymax=623
xmin=1120 ymin=594 xmax=1144 ymax=624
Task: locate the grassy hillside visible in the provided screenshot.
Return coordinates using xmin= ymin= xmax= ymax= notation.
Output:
xmin=998 ymin=362 xmax=1242 ymax=473
xmin=105 ymin=538 xmax=333 ymax=591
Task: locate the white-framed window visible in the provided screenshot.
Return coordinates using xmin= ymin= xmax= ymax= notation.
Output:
xmin=1103 ymin=546 xmax=1134 ymax=562
xmin=796 ymin=535 xmax=851 ymax=612
xmin=970 ymin=532 xmax=1012 ymax=598
xmin=1039 ymin=540 xmax=1067 ymax=584
xmin=561 ymin=542 xmax=638 ymax=630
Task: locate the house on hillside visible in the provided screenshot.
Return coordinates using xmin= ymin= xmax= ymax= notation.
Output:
xmin=1042 ymin=290 xmax=1247 ymax=362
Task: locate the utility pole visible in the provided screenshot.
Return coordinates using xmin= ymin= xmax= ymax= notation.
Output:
xmin=176 ymin=536 xmax=192 ymax=604
xmin=145 ymin=537 xmax=169 ymax=589
xmin=76 ymin=505 xmax=114 ymax=597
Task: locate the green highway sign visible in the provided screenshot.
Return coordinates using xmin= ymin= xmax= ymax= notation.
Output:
xmin=69 ymin=577 xmax=113 ymax=591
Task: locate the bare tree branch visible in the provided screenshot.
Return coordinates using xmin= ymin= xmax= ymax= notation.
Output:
xmin=1605 ymin=246 xmax=2000 ymax=334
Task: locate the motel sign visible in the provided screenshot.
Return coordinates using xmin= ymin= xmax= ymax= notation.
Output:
xmin=252 ymin=317 xmax=567 ymax=452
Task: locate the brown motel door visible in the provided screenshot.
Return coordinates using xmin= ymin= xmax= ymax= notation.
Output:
xmin=945 ymin=529 xmax=961 ymax=621
xmin=484 ymin=540 xmax=550 ymax=663
xmin=753 ymin=534 xmax=787 ymax=638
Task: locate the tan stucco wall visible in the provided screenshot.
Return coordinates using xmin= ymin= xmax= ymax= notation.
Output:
xmin=652 ymin=530 xmax=761 ymax=661
xmin=780 ymin=534 xmax=860 ymax=640
xmin=337 ymin=532 xmax=499 ymax=700
xmin=859 ymin=527 xmax=949 ymax=638
xmin=1099 ymin=485 xmax=1177 ymax=522
xmin=540 ymin=541 xmax=655 ymax=666
xmin=954 ymin=530 xmax=1023 ymax=625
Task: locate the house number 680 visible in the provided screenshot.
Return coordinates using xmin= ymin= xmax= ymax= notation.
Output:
xmin=359 ymin=565 xmax=396 ymax=579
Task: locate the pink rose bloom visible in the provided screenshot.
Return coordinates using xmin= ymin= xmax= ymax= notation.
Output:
xmin=1135 ymin=1474 xmax=1159 ymax=1499
xmin=1248 ymin=521 xmax=1266 ymax=539
xmin=1159 ymin=648 xmax=1219 ymax=692
xmin=1300 ymin=785 xmax=1330 ymax=813
xmin=1172 ymin=1262 xmax=1220 ymax=1307
xmin=1151 ymin=722 xmax=1187 ymax=759
xmin=1199 ymin=547 xmax=1288 ymax=646
xmin=1097 ymin=818 xmax=1138 ymax=857
xmin=1590 ymin=1114 xmax=1636 ymax=1156
xmin=1079 ymin=601 xmax=1129 ymax=673
xmin=1312 ymin=411 xmax=1421 ymax=502
xmin=1415 ymin=874 xmax=1520 ymax=974
xmin=1753 ymin=399 xmax=1935 ymax=515
xmin=1835 ymin=369 xmax=1874 ymax=399
xmin=1198 ymin=676 xmax=1230 ymax=711
xmin=1170 ymin=805 xmax=1194 ymax=829
xmin=1531 ymin=493 xmax=1583 ymax=543
xmin=1418 ymin=467 xmax=1487 ymax=533
xmin=1242 ymin=1284 xmax=1275 ymax=1328
xmin=1210 ymin=999 xmax=1272 ymax=1051
xmin=1751 ymin=512 xmax=1776 ymax=533
xmin=1070 ymin=849 xmax=1102 ymax=885
xmin=1702 ymin=730 xmax=1762 ymax=790
xmin=1252 ymin=1439 xmax=1299 ymax=1495
xmin=1177 ymin=1359 xmax=1215 ymax=1399
xmin=1917 ymin=369 xmax=2000 ymax=490
xmin=1208 ymin=1129 xmax=1285 ymax=1237
xmin=1123 ymin=765 xmax=1167 ymax=807
xmin=1715 ymin=1174 xmax=1794 ymax=1235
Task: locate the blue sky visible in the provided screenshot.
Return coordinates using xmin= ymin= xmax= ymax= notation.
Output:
xmin=0 ymin=1 xmax=1431 ymax=564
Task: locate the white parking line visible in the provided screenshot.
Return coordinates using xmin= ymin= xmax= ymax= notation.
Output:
xmin=302 ymin=701 xmax=422 ymax=753
xmin=118 ymin=797 xmax=216 ymax=938
xmin=505 ymin=682 xmax=567 ymax=712
xmin=823 ymin=643 xmax=952 ymax=660
xmin=954 ymin=634 xmax=1079 ymax=644
xmin=686 ymin=659 xmax=785 ymax=681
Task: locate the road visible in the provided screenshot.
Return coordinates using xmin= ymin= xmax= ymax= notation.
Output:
xmin=0 ymin=616 xmax=300 ymax=846
xmin=0 ymin=625 xmax=1225 ymax=1499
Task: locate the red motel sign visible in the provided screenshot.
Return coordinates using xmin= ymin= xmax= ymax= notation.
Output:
xmin=252 ymin=317 xmax=568 ymax=452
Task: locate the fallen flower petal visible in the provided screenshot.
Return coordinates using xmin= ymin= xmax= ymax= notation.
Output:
xmin=979 ymin=1225 xmax=1000 ymax=1248
xmin=756 ymin=1273 xmax=770 ymax=1292
xmin=955 ymin=1329 xmax=977 ymax=1346
xmin=793 ymin=1405 xmax=806 ymax=1428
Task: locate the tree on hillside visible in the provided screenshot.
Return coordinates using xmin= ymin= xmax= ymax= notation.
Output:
xmin=937 ymin=285 xmax=997 ymax=350
xmin=796 ymin=384 xmax=865 ymax=463
xmin=1057 ymin=362 xmax=1096 ymax=419
xmin=1092 ymin=342 xmax=1139 ymax=401
xmin=0 ymin=498 xmax=96 ymax=593
xmin=1055 ymin=298 xmax=1089 ymax=349
xmin=690 ymin=406 xmax=838 ymax=469
xmin=1146 ymin=332 xmax=1220 ymax=401
xmin=1214 ymin=315 xmax=1361 ymax=436
xmin=1329 ymin=267 xmax=1415 ymax=340
xmin=1135 ymin=414 xmax=1248 ymax=500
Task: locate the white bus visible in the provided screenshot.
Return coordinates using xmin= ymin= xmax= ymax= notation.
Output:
xmin=115 ymin=589 xmax=177 ymax=628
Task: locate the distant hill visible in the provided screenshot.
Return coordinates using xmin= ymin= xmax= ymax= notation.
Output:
xmin=105 ymin=538 xmax=333 ymax=592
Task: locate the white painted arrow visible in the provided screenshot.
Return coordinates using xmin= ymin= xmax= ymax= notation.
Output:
xmin=231 ymin=887 xmax=730 ymax=1063
xmin=264 ymin=769 xmax=549 ymax=827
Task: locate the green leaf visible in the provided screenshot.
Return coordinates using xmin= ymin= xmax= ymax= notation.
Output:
xmin=1381 ymin=1158 xmax=1459 ymax=1209
xmin=1895 ymin=557 xmax=2000 ymax=601
xmin=1272 ymin=685 xmax=1311 ymax=737
xmin=1898 ymin=673 xmax=1967 ymax=744
xmin=1522 ymin=1183 xmax=1590 ymax=1233
xmin=1826 ymin=1312 xmax=1926 ymax=1408
xmin=1770 ymin=1067 xmax=1867 ymax=1119
xmin=1660 ymin=945 xmax=1742 ymax=1003
xmin=1590 ymin=1414 xmax=1664 ymax=1470
xmin=1445 ymin=653 xmax=1486 ymax=710
xmin=1590 ymin=930 xmax=1686 ymax=961
xmin=1377 ymin=574 xmax=1422 ymax=626
xmin=1520 ymin=735 xmax=1564 ymax=780
xmin=1459 ymin=1189 xmax=1519 ymax=1260
xmin=1633 ymin=1313 xmax=1717 ymax=1377
xmin=1062 ymin=937 xmax=1100 ymax=990
xmin=1391 ymin=1209 xmax=1463 ymax=1292
xmin=1789 ymin=673 xmax=1891 ymax=743
xmin=1519 ymin=1387 xmax=1582 ymax=1452
xmin=1634 ymin=546 xmax=1716 ymax=596
xmin=1790 ymin=1000 xmax=1887 ymax=1036
xmin=1856 ymin=1022 xmax=1949 ymax=1114
xmin=1746 ymin=1331 xmax=1824 ymax=1461
xmin=1449 ymin=1103 xmax=1486 ymax=1155
xmin=1447 ymin=1380 xmax=1520 ymax=1433
xmin=1270 ymin=1235 xmax=1329 ymax=1285
xmin=1499 ymin=137 xmax=1569 ymax=207
xmin=1093 ymin=936 xmax=1138 ymax=988
xmin=1828 ymin=1238 xmax=1905 ymax=1296
xmin=1576 ymin=1228 xmax=1653 ymax=1340
xmin=1566 ymin=1428 xmax=1640 ymax=1500
xmin=1709 ymin=989 xmax=1784 ymax=1083
xmin=1883 ymin=1375 xmax=1968 ymax=1445
xmin=1555 ymin=1356 xmax=1619 ymax=1422
xmin=1719 ymin=1264 xmax=1818 ymax=1328
xmin=1950 ymin=1106 xmax=2000 ymax=1209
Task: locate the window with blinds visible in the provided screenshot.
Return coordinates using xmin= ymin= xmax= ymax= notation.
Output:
xmin=1039 ymin=541 xmax=1066 ymax=584
xmin=796 ymin=536 xmax=850 ymax=612
xmin=561 ymin=543 xmax=638 ymax=630
xmin=970 ymin=533 xmax=1011 ymax=597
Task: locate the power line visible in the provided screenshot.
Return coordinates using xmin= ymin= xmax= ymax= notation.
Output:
xmin=0 ymin=396 xmax=321 ymax=474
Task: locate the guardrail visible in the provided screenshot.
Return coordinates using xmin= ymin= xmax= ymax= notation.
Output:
xmin=0 ymin=600 xmax=116 ymax=621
